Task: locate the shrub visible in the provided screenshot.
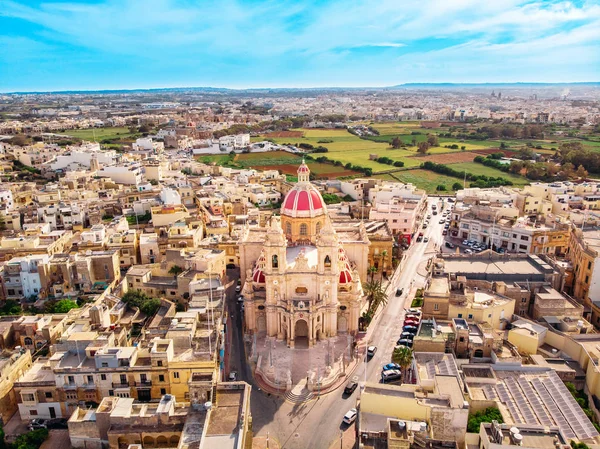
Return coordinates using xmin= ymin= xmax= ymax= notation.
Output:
xmin=467 ymin=407 xmax=503 ymax=433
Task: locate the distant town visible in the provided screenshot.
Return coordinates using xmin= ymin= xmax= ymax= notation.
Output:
xmin=0 ymin=84 xmax=600 ymax=449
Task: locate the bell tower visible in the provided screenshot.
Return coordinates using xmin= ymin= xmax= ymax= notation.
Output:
xmin=297 ymin=159 xmax=310 ymax=183
xmin=263 ymin=216 xmax=287 ymax=276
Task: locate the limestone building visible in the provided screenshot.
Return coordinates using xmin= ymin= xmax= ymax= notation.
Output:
xmin=239 ymin=161 xmax=368 ymax=348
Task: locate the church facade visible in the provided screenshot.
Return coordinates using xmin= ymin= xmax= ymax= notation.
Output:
xmin=239 ymin=161 xmax=370 ymax=348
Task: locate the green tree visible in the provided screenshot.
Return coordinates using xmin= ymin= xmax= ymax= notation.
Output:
xmin=452 ymin=182 xmax=463 ymax=191
xmin=392 ymin=346 xmax=413 ymax=382
xmin=380 ymin=250 xmax=388 ymax=280
xmin=51 ymin=299 xmax=79 ymax=313
xmin=417 ymin=141 xmax=430 ymax=154
xmin=168 ymin=265 xmax=184 ymax=278
xmin=427 ymin=134 xmax=439 ymax=147
xmin=467 ymin=407 xmax=503 ymax=433
xmin=140 ymin=298 xmax=161 ymax=316
xmin=436 ymin=185 xmax=447 ymax=191
xmin=367 ymin=265 xmax=378 ymax=282
xmin=364 ymin=280 xmax=387 ymax=315
xmin=411 ymin=136 xmax=417 ymax=146
xmin=11 ymin=428 xmax=49 ymax=449
xmin=390 ymin=137 xmax=402 ymax=149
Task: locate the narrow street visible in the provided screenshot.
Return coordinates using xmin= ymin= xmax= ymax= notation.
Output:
xmin=226 ymin=199 xmax=447 ymax=449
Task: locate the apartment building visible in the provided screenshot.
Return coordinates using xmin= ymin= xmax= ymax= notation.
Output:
xmin=97 ymin=164 xmax=143 ymax=185
xmin=568 ymin=226 xmax=600 ymax=307
xmin=0 ymin=349 xmax=32 ymax=422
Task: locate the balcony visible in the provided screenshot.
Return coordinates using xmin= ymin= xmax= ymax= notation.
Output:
xmin=63 ymin=383 xmax=77 ymax=390
xmin=135 ymin=380 xmax=152 ymax=387
xmin=112 ymin=381 xmax=133 ymax=389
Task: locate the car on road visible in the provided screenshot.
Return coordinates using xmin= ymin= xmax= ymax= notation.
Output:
xmin=228 ymin=371 xmax=238 ymax=381
xmin=427 ymin=214 xmax=432 ymax=219
xmin=383 ymin=363 xmax=400 ymax=371
xmin=445 ymin=242 xmax=455 ymax=249
xmin=433 ymin=211 xmax=438 ymax=215
xmin=423 ymin=237 xmax=429 ymax=243
xmin=382 ymin=369 xmax=402 ymax=383
xmin=416 ymin=236 xmax=423 ymax=242
xmin=402 ymin=325 xmax=418 ymax=333
xmin=343 ymin=408 xmax=358 ymax=424
xmin=406 ymin=308 xmax=421 ymax=315
xmin=462 ymin=240 xmax=469 ymax=245
xmin=464 ymin=248 xmax=473 ymax=254
xmin=396 ymin=339 xmax=413 ymax=348
xmin=28 ymin=419 xmax=47 ymax=430
xmin=442 ymin=230 xmax=448 ymax=236
xmin=237 ymin=296 xmax=244 ymax=303
xmin=395 ymin=288 xmax=403 ymax=297
xmin=367 ymin=346 xmax=377 ymax=358
xmin=422 ymin=223 xmax=428 ymax=229
xmin=344 ymin=376 xmax=359 ymax=395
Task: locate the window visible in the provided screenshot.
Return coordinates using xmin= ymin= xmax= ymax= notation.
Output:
xmin=521 ymin=298 xmax=528 ymax=303
xmin=459 ymin=337 xmax=465 ymax=342
xmin=45 ymin=392 xmax=52 ymax=399
xmin=519 ymin=244 xmax=528 ymax=250
xmin=160 ymin=388 xmax=167 ymax=395
xmin=392 ymin=219 xmax=397 ymax=223
xmin=434 ymin=303 xmax=439 ymax=311
xmin=68 ymin=375 xmax=75 ymax=384
xmin=22 ymin=393 xmax=35 ymax=402
xmin=520 ymin=236 xmax=529 ymax=241
xmin=66 ymin=392 xmax=77 ymax=400
xmin=457 ymin=314 xmax=462 ymax=318
xmin=272 ymin=255 xmax=278 ymax=269
xmin=589 ymin=261 xmax=592 ymax=270
xmin=468 ymin=314 xmax=473 ymax=319
xmin=316 ymin=222 xmax=321 ymax=234
xmin=157 ymin=361 xmax=163 ymax=367
xmin=159 ymin=375 xmax=165 ymax=382
xmin=30 ymin=410 xmax=38 ymax=416
xmin=286 ymin=222 xmax=291 ymax=235
xmin=586 ymin=275 xmax=589 ymax=284
xmin=100 ymin=374 xmax=107 ymax=381
xmin=173 ymin=372 xmax=180 ymax=379
xmin=101 ymin=362 xmax=108 ymax=368
xmin=324 ymin=255 xmax=331 ymax=268
xmin=299 ymin=223 xmax=308 ymax=236
xmin=24 ymin=337 xmax=33 ymax=346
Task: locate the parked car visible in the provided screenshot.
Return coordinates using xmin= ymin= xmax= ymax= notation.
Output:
xmin=445 ymin=242 xmax=455 ymax=249
xmin=404 ymin=314 xmax=420 ymax=321
xmin=383 ymin=363 xmax=400 ymax=371
xmin=422 ymin=223 xmax=428 ymax=229
xmin=28 ymin=419 xmax=47 ymax=430
xmin=404 ymin=320 xmax=419 ymax=327
xmin=406 ymin=308 xmax=421 ymax=315
xmin=439 ymin=219 xmax=445 ymax=224
xmin=396 ymin=339 xmax=413 ymax=348
xmin=382 ymin=369 xmax=402 ymax=382
xmin=344 ymin=376 xmax=359 ymax=395
xmin=228 ymin=371 xmax=238 ymax=381
xmin=400 ymin=332 xmax=415 ymax=340
xmin=423 ymin=237 xmax=429 ymax=243
xmin=402 ymin=325 xmax=418 ymax=333
xmin=464 ymin=249 xmax=473 ymax=254
xmin=442 ymin=230 xmax=448 ymax=236
xmin=462 ymin=240 xmax=469 ymax=245
xmin=367 ymin=346 xmax=377 ymax=358
xmin=235 ymin=285 xmax=241 ymax=292
xmin=395 ymin=288 xmax=404 ymax=297
xmin=343 ymin=408 xmax=358 ymax=424
xmin=433 ymin=211 xmax=438 ymax=215
xmin=416 ymin=236 xmax=423 ymax=242
xmin=237 ymin=296 xmax=244 ymax=303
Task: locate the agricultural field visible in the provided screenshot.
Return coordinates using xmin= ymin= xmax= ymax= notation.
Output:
xmin=258 ymin=128 xmax=425 ymax=170
xmin=392 ymin=169 xmax=464 ymax=194
xmin=449 ymin=162 xmax=529 ymax=185
xmin=58 ymin=126 xmax=136 ymax=141
xmin=196 ymin=150 xmax=360 ymax=179
xmin=413 ymin=152 xmax=479 ymax=165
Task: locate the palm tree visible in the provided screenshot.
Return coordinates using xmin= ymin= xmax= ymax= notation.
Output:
xmin=364 ymin=280 xmax=387 ymax=314
xmin=367 ymin=265 xmax=378 ymax=283
xmin=392 ymin=346 xmax=413 ymax=383
xmin=168 ymin=265 xmax=184 ymax=278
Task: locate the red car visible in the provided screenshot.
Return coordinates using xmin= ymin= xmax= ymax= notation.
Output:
xmin=404 ymin=319 xmax=420 ymax=326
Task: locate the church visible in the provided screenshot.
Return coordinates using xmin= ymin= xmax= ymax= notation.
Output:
xmin=239 ymin=161 xmax=371 ymax=348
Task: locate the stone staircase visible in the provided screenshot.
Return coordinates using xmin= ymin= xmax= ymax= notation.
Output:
xmin=284 ymin=379 xmax=315 ymax=403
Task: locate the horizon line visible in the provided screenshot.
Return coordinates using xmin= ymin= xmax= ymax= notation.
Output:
xmin=3 ymin=81 xmax=600 ymax=95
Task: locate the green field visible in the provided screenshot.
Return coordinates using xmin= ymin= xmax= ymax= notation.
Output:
xmin=391 ymin=169 xmax=464 ymax=193
xmin=258 ymin=128 xmax=428 ymax=170
xmin=448 ymin=162 xmax=529 ymax=185
xmin=59 ymin=127 xmax=137 ymax=141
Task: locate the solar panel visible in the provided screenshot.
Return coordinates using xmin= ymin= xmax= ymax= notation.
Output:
xmin=483 ymin=385 xmax=498 ymax=400
xmin=543 ymin=373 xmax=599 ymax=440
xmin=426 ymin=361 xmax=436 ymax=379
xmin=505 ymin=377 xmax=539 ymax=425
xmin=531 ymin=377 xmax=576 ymax=439
xmin=496 ymin=382 xmax=524 ymax=424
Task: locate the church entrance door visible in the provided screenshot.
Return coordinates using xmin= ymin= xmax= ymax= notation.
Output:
xmin=294 ymin=319 xmax=309 ymax=349
xmin=338 ymin=316 xmax=348 ymax=333
xmin=257 ymin=316 xmax=267 ymax=334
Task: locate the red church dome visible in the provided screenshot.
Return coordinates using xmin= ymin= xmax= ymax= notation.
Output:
xmin=281 ymin=162 xmax=326 ymax=218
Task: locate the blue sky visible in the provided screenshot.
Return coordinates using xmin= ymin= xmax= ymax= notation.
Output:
xmin=1 ymin=0 xmax=599 ymax=92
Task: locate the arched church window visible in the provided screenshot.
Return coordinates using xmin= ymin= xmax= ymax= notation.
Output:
xmin=316 ymin=222 xmax=321 ymax=234
xmin=24 ymin=337 xmax=33 ymax=346
xmin=295 ymin=286 xmax=308 ymax=295
xmin=272 ymin=255 xmax=278 ymax=269
xmin=324 ymin=255 xmax=331 ymax=268
xmin=300 ymin=223 xmax=308 ymax=236
xmin=286 ymin=222 xmax=291 ymax=235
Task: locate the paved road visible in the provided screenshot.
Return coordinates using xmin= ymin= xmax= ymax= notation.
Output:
xmin=225 ymin=199 xmax=448 ymax=449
